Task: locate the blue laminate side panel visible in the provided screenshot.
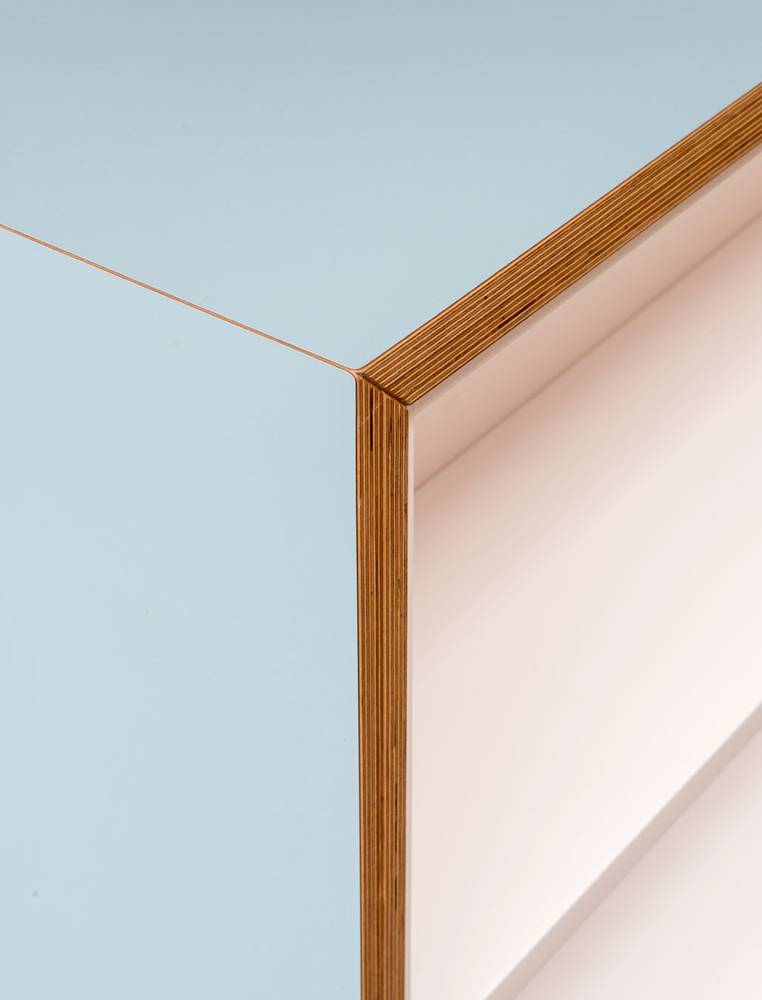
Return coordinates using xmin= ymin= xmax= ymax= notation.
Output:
xmin=2 ymin=1 xmax=760 ymax=367
xmin=0 ymin=231 xmax=359 ymax=999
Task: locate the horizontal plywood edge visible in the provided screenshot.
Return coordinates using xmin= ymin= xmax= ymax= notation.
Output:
xmin=360 ymin=82 xmax=762 ymax=404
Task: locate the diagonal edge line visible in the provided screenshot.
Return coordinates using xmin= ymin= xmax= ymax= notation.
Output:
xmin=0 ymin=222 xmax=354 ymax=376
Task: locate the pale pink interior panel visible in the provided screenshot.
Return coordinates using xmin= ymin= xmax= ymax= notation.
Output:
xmin=514 ymin=723 xmax=762 ymax=1000
xmin=409 ymin=162 xmax=762 ymax=1000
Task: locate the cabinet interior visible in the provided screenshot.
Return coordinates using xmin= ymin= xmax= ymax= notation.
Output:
xmin=515 ymin=718 xmax=762 ymax=1000
xmin=408 ymin=146 xmax=762 ymax=1000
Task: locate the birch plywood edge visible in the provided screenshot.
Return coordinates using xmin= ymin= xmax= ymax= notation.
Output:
xmin=356 ymin=378 xmax=408 ymax=1000
xmin=355 ymin=81 xmax=762 ymax=1000
xmin=360 ymin=82 xmax=762 ymax=405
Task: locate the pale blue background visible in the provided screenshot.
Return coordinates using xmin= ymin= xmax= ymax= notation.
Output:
xmin=0 ymin=230 xmax=359 ymax=998
xmin=2 ymin=0 xmax=760 ymax=367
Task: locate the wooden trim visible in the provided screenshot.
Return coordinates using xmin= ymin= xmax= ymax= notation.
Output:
xmin=354 ymin=83 xmax=762 ymax=1000
xmin=360 ymin=82 xmax=762 ymax=404
xmin=356 ymin=377 xmax=408 ymax=1000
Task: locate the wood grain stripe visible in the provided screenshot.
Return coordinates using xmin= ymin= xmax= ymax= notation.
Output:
xmin=361 ymin=82 xmax=762 ymax=403
xmin=356 ymin=378 xmax=408 ymax=1000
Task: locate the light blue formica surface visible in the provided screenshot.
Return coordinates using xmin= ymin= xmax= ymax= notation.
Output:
xmin=0 ymin=230 xmax=359 ymax=998
xmin=2 ymin=1 xmax=760 ymax=368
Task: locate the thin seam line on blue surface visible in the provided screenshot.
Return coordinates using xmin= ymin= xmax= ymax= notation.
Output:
xmin=0 ymin=222 xmax=355 ymax=376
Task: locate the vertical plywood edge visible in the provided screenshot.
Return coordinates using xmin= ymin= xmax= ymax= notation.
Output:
xmin=356 ymin=376 xmax=409 ymax=1000
xmin=360 ymin=82 xmax=762 ymax=404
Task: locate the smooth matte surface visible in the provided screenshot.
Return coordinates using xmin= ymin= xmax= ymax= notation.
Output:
xmin=2 ymin=1 xmax=761 ymax=367
xmin=410 ymin=216 xmax=762 ymax=999
xmin=515 ymin=724 xmax=762 ymax=1000
xmin=0 ymin=232 xmax=359 ymax=998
